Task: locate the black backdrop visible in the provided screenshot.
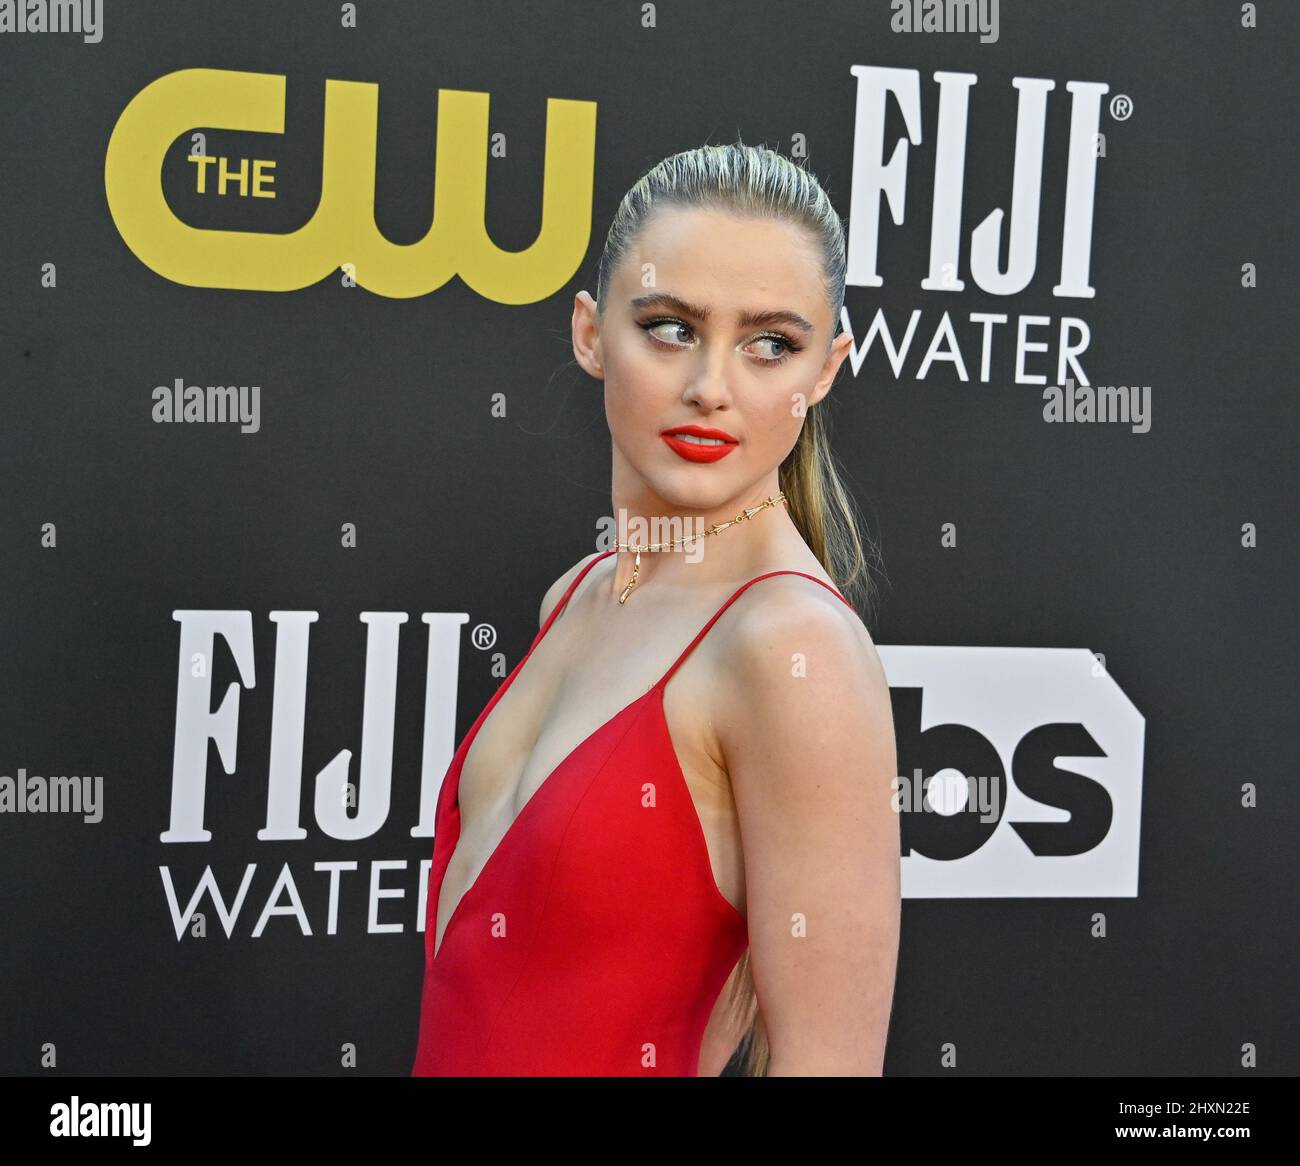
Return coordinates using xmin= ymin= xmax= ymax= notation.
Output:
xmin=2 ymin=0 xmax=1295 ymax=1076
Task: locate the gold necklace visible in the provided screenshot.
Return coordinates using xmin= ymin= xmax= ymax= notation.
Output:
xmin=613 ymin=492 xmax=788 ymax=605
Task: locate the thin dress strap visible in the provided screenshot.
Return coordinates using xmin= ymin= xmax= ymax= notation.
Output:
xmin=529 ymin=549 xmax=619 ymax=651
xmin=654 ymin=569 xmax=854 ymax=691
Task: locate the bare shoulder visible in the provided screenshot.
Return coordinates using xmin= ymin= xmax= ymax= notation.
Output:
xmin=538 ymin=550 xmax=608 ymax=629
xmin=718 ymin=573 xmax=888 ymax=700
xmin=710 ymin=573 xmax=894 ymax=768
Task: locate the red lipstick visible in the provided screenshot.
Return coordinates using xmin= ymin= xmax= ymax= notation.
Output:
xmin=660 ymin=424 xmax=740 ymax=464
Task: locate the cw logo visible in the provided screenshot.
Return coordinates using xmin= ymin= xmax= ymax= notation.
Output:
xmin=103 ymin=68 xmax=597 ymax=301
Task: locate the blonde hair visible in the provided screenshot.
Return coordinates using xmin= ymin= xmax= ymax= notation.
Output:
xmin=595 ymin=142 xmax=883 ymax=1076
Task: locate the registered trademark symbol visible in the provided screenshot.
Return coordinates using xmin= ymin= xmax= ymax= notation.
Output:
xmin=1109 ymin=94 xmax=1133 ymax=121
xmin=471 ymin=622 xmax=497 ymax=650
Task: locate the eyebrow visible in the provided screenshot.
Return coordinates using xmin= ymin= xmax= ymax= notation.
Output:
xmin=627 ymin=292 xmax=816 ymax=335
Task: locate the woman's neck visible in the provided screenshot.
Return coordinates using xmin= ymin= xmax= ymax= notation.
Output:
xmin=604 ymin=481 xmax=800 ymax=601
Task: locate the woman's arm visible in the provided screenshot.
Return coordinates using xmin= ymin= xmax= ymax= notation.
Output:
xmin=717 ymin=581 xmax=900 ymax=1075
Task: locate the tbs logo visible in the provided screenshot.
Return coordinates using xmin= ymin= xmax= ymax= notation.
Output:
xmin=880 ymin=647 xmax=1145 ymax=897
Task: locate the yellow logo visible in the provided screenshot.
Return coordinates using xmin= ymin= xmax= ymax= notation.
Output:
xmin=104 ymin=68 xmax=598 ymax=301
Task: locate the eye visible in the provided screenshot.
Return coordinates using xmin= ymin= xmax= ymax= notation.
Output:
xmin=746 ymin=333 xmax=803 ymax=366
xmin=640 ymin=318 xmax=695 ymax=348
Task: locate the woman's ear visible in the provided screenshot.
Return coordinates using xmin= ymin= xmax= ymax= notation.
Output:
xmin=572 ymin=290 xmax=605 ymax=379
xmin=809 ymin=330 xmax=854 ymax=407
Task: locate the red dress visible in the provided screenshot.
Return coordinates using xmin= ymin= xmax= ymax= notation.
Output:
xmin=411 ymin=548 xmax=854 ymax=1076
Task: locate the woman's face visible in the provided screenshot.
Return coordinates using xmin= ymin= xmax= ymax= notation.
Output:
xmin=573 ymin=206 xmax=853 ymax=513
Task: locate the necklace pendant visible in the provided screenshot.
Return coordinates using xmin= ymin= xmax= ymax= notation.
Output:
xmin=618 ymin=547 xmax=641 ymax=605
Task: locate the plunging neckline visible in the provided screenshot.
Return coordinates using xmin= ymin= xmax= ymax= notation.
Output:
xmin=432 ymin=680 xmax=741 ymax=964
xmin=428 ymin=550 xmax=852 ymax=964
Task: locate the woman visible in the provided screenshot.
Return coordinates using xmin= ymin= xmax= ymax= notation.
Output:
xmin=411 ymin=143 xmax=899 ymax=1077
